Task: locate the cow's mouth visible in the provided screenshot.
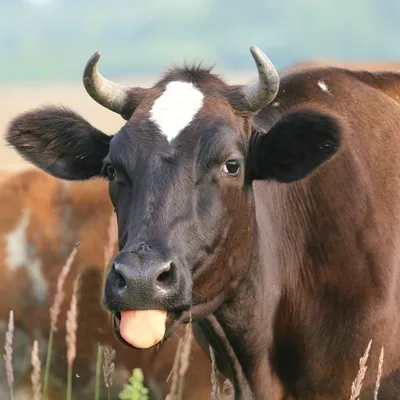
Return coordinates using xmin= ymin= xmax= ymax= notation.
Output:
xmin=112 ymin=309 xmax=184 ymax=350
xmin=111 ymin=290 xmax=228 ymax=349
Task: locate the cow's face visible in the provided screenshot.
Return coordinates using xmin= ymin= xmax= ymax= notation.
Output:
xmin=101 ymin=86 xmax=259 ymax=348
xmin=6 ymin=46 xmax=341 ymax=349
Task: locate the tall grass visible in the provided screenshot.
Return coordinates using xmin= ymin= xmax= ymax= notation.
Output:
xmin=3 ymin=310 xmax=14 ymax=400
xmin=103 ymin=346 xmax=116 ymax=400
xmin=177 ymin=325 xmax=193 ymax=399
xmin=43 ymin=243 xmax=79 ymax=400
xmin=164 ymin=323 xmax=193 ymax=400
xmin=350 ymin=339 xmax=372 ymax=400
xmin=66 ymin=277 xmax=79 ymax=400
xmin=374 ymin=347 xmax=384 ymax=400
xmin=31 ymin=340 xmax=42 ymax=400
xmin=165 ymin=335 xmax=183 ymax=400
xmin=349 ymin=339 xmax=386 ymax=400
xmin=95 ymin=344 xmax=103 ymax=400
xmin=2 ymin=297 xmax=389 ymax=400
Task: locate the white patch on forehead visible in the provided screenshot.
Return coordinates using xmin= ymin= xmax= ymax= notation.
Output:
xmin=5 ymin=209 xmax=48 ymax=304
xmin=271 ymin=101 xmax=280 ymax=107
xmin=149 ymin=81 xmax=204 ymax=141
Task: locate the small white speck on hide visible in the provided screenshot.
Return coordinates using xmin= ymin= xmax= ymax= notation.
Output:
xmin=317 ymin=80 xmax=332 ymax=95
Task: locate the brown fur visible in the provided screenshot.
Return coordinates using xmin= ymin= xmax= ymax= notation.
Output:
xmin=111 ymin=63 xmax=400 ymax=399
xmin=281 ymin=59 xmax=400 ymax=75
xmin=235 ymin=67 xmax=400 ymax=398
xmin=7 ymin=59 xmax=400 ymax=399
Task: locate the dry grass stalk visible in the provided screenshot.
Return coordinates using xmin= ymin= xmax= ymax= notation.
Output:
xmin=43 ymin=243 xmax=79 ymax=400
xmin=30 ymin=340 xmax=42 ymax=400
xmin=350 ymin=339 xmax=372 ymax=400
xmin=66 ymin=276 xmax=80 ymax=368
xmin=66 ymin=275 xmax=80 ymax=400
xmin=210 ymin=344 xmax=220 ymax=400
xmin=50 ymin=243 xmax=79 ymax=331
xmin=103 ymin=345 xmax=116 ymax=388
xmin=176 ymin=323 xmax=193 ymax=399
xmin=374 ymin=347 xmax=384 ymax=400
xmin=165 ymin=338 xmax=184 ymax=400
xmin=3 ymin=310 xmax=14 ymax=399
xmin=95 ymin=344 xmax=103 ymax=400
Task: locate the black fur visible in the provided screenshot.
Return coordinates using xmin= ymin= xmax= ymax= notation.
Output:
xmin=251 ymin=109 xmax=342 ymax=182
xmin=6 ymin=106 xmax=111 ymax=180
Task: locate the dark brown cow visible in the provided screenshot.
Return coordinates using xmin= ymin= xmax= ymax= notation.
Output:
xmin=6 ymin=46 xmax=400 ymax=399
xmin=281 ymin=58 xmax=400 ymax=75
xmin=0 ymin=166 xmax=223 ymax=400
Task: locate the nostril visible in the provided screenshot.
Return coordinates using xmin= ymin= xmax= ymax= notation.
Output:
xmin=157 ymin=270 xmax=171 ymax=283
xmin=154 ymin=261 xmax=177 ymax=289
xmin=113 ymin=263 xmax=127 ymax=289
xmin=115 ymin=273 xmax=126 ymax=289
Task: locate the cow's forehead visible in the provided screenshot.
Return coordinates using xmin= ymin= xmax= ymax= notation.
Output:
xmin=109 ymin=68 xmax=247 ymax=163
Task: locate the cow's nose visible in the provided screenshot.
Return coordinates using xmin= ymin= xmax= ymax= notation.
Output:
xmin=108 ymin=259 xmax=180 ymax=309
xmin=114 ymin=261 xmax=176 ymax=291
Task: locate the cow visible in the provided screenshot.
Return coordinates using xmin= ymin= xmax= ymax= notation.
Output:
xmin=0 ymin=166 xmax=223 ymax=399
xmin=281 ymin=59 xmax=400 ymax=75
xmin=5 ymin=45 xmax=400 ymax=399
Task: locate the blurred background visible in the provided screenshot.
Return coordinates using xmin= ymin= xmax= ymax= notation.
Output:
xmin=1 ymin=1 xmax=400 ymax=399
xmin=1 ymin=0 xmax=400 ymax=167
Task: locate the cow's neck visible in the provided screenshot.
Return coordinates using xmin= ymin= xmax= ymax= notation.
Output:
xmin=195 ymin=181 xmax=307 ymax=399
xmin=195 ymin=240 xmax=284 ymax=398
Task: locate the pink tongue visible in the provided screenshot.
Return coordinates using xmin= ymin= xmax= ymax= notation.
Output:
xmin=119 ymin=310 xmax=167 ymax=349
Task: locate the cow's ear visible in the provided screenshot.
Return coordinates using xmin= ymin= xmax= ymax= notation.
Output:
xmin=6 ymin=106 xmax=111 ymax=181
xmin=250 ymin=109 xmax=341 ymax=182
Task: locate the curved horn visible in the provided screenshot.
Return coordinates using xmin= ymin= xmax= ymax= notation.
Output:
xmin=82 ymin=51 xmax=133 ymax=115
xmin=232 ymin=46 xmax=280 ymax=112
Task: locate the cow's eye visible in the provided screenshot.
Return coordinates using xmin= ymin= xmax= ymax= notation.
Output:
xmin=222 ymin=159 xmax=241 ymax=176
xmin=106 ymin=164 xmax=115 ymax=180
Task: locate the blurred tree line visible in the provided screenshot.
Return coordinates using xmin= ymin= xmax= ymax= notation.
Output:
xmin=1 ymin=0 xmax=400 ymax=83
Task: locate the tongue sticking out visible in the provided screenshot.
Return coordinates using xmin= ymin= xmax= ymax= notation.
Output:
xmin=119 ymin=310 xmax=167 ymax=349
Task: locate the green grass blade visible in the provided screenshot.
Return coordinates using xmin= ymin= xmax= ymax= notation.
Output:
xmin=95 ymin=344 xmax=103 ymax=400
xmin=42 ymin=327 xmax=54 ymax=400
xmin=66 ymin=364 xmax=73 ymax=400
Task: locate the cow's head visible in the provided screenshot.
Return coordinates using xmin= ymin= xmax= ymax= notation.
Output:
xmin=6 ymin=46 xmax=341 ymax=349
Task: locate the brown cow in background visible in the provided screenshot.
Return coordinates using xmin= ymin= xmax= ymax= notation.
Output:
xmin=280 ymin=59 xmax=400 ymax=75
xmin=0 ymin=166 xmax=226 ymax=400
